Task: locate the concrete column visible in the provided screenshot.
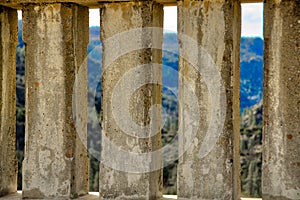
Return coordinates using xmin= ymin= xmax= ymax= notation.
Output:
xmin=263 ymin=1 xmax=300 ymax=199
xmin=22 ymin=4 xmax=89 ymax=198
xmin=0 ymin=6 xmax=18 ymax=197
xmin=177 ymin=0 xmax=241 ymax=199
xmin=99 ymin=2 xmax=163 ymax=199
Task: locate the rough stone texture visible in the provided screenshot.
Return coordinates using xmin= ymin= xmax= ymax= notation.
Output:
xmin=262 ymin=1 xmax=300 ymax=200
xmin=22 ymin=4 xmax=89 ymax=198
xmin=177 ymin=0 xmax=241 ymax=199
xmin=0 ymin=6 xmax=18 ymax=197
xmin=0 ymin=0 xmax=262 ymax=9
xmin=0 ymin=192 xmax=264 ymax=200
xmin=0 ymin=192 xmax=265 ymax=200
xmin=99 ymin=2 xmax=163 ymax=199
xmin=0 ymin=192 xmax=99 ymax=199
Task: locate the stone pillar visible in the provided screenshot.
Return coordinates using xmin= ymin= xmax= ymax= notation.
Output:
xmin=263 ymin=1 xmax=300 ymax=199
xmin=0 ymin=6 xmax=18 ymax=197
xmin=99 ymin=2 xmax=163 ymax=199
xmin=177 ymin=0 xmax=241 ymax=199
xmin=22 ymin=4 xmax=89 ymax=198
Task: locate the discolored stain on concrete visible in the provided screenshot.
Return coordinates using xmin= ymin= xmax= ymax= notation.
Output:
xmin=287 ymin=134 xmax=293 ymax=140
xmin=34 ymin=82 xmax=39 ymax=87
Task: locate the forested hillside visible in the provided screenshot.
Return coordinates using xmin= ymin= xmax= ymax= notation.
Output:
xmin=15 ymin=23 xmax=263 ymax=197
xmin=240 ymin=37 xmax=263 ymax=110
xmin=240 ymin=102 xmax=262 ymax=197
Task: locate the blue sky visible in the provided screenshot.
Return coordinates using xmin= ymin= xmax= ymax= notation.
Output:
xmin=241 ymin=3 xmax=263 ymax=37
xmin=18 ymin=3 xmax=263 ymax=37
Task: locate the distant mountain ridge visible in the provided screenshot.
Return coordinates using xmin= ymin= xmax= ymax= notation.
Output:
xmin=17 ymin=22 xmax=263 ymax=112
xmin=240 ymin=37 xmax=263 ymax=110
xmin=86 ymin=27 xmax=264 ymax=112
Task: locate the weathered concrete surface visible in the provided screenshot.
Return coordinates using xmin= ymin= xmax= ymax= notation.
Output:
xmin=0 ymin=192 xmax=99 ymax=199
xmin=22 ymin=4 xmax=89 ymax=198
xmin=177 ymin=0 xmax=241 ymax=199
xmin=0 ymin=6 xmax=18 ymax=197
xmin=262 ymin=1 xmax=300 ymax=200
xmin=0 ymin=192 xmax=265 ymax=200
xmin=100 ymin=2 xmax=163 ymax=199
xmin=0 ymin=0 xmax=263 ymax=9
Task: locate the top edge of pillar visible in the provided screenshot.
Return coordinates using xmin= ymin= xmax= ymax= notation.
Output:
xmin=0 ymin=0 xmax=263 ymax=9
xmin=0 ymin=0 xmax=174 ymax=9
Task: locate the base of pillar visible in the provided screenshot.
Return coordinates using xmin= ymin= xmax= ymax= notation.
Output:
xmin=0 ymin=192 xmax=262 ymax=200
xmin=0 ymin=191 xmax=98 ymax=200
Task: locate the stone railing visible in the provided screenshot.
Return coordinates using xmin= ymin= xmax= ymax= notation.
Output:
xmin=0 ymin=0 xmax=299 ymax=199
